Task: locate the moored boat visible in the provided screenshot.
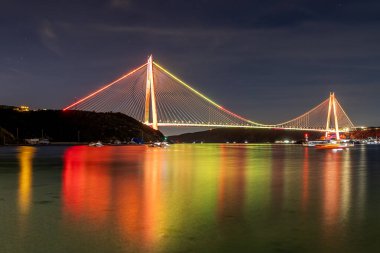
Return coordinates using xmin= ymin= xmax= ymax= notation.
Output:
xmin=315 ymin=141 xmax=353 ymax=150
xmin=88 ymin=141 xmax=103 ymax=147
xmin=148 ymin=141 xmax=169 ymax=148
xmin=302 ymin=140 xmax=326 ymax=147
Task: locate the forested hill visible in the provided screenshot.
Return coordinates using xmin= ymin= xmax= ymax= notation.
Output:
xmin=169 ymin=128 xmax=324 ymax=143
xmin=0 ymin=107 xmax=163 ymax=143
xmin=169 ymin=127 xmax=379 ymax=143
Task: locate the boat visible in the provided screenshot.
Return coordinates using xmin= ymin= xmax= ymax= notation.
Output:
xmin=302 ymin=133 xmax=326 ymax=147
xmin=149 ymin=141 xmax=169 ymax=148
xmin=302 ymin=131 xmax=354 ymax=149
xmin=88 ymin=141 xmax=103 ymax=147
xmin=25 ymin=138 xmax=50 ymax=145
xmin=314 ymin=140 xmax=352 ymax=150
xmin=302 ymin=140 xmax=326 ymax=147
xmin=365 ymin=137 xmax=379 ymax=145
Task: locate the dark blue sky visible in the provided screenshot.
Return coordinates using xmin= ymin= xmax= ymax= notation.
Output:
xmin=1 ymin=0 xmax=380 ymax=126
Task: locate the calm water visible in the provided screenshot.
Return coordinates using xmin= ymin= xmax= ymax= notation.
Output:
xmin=1 ymin=144 xmax=380 ymax=253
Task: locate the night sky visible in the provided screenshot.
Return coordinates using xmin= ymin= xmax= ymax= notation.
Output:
xmin=1 ymin=0 xmax=380 ymax=127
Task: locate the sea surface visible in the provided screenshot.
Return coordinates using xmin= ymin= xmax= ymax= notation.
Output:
xmin=1 ymin=144 xmax=380 ymax=253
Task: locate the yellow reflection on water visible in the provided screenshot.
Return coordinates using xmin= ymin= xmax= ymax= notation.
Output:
xmin=244 ymin=145 xmax=272 ymax=213
xmin=271 ymin=147 xmax=286 ymax=213
xmin=18 ymin=146 xmax=35 ymax=215
xmin=217 ymin=145 xmax=246 ymax=223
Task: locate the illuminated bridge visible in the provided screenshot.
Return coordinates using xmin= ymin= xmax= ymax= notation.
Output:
xmin=63 ymin=56 xmax=355 ymax=137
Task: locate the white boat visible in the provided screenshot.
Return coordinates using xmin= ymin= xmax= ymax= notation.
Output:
xmin=315 ymin=140 xmax=354 ymax=150
xmin=149 ymin=141 xmax=169 ymax=148
xmin=302 ymin=140 xmax=326 ymax=147
xmin=25 ymin=138 xmax=50 ymax=145
xmin=89 ymin=141 xmax=103 ymax=147
xmin=39 ymin=138 xmax=50 ymax=145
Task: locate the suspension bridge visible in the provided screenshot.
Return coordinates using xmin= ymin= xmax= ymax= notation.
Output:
xmin=63 ymin=55 xmax=355 ymax=138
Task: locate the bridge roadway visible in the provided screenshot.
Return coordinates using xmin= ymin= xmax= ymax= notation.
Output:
xmin=149 ymin=122 xmax=337 ymax=132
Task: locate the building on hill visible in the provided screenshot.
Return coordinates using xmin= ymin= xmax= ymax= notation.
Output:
xmin=15 ymin=105 xmax=30 ymax=112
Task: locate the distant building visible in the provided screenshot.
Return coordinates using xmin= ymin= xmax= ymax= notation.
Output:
xmin=16 ymin=106 xmax=30 ymax=112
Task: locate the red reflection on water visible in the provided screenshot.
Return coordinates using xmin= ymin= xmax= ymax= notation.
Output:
xmin=63 ymin=146 xmax=112 ymax=225
xmin=62 ymin=145 xmax=162 ymax=250
xmin=217 ymin=145 xmax=246 ymax=223
xmin=323 ymin=152 xmax=342 ymax=227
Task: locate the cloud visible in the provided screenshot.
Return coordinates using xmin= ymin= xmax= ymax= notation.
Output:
xmin=94 ymin=23 xmax=222 ymax=36
xmin=110 ymin=0 xmax=131 ymax=9
xmin=41 ymin=20 xmax=56 ymax=39
xmin=38 ymin=20 xmax=62 ymax=56
xmin=92 ymin=21 xmax=380 ymax=60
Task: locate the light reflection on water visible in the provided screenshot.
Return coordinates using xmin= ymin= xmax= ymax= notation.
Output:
xmin=1 ymin=144 xmax=379 ymax=252
xmin=18 ymin=146 xmax=35 ymax=215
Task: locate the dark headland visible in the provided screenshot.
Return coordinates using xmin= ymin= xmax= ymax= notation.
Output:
xmin=169 ymin=128 xmax=321 ymax=143
xmin=0 ymin=105 xmax=163 ymax=144
xmin=169 ymin=127 xmax=380 ymax=143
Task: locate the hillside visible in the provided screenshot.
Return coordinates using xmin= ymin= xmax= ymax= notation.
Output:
xmin=0 ymin=107 xmax=163 ymax=144
xmin=350 ymin=127 xmax=380 ymax=139
xmin=169 ymin=128 xmax=325 ymax=143
xmin=169 ymin=127 xmax=380 ymax=143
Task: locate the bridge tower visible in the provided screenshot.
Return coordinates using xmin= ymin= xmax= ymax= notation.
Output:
xmin=144 ymin=55 xmax=158 ymax=130
xmin=325 ymin=92 xmax=340 ymax=140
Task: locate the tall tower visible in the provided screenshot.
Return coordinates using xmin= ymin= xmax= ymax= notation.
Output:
xmin=144 ymin=55 xmax=158 ymax=130
xmin=325 ymin=92 xmax=340 ymax=140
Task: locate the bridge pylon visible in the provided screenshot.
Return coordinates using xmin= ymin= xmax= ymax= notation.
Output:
xmin=144 ymin=55 xmax=158 ymax=130
xmin=325 ymin=92 xmax=340 ymax=140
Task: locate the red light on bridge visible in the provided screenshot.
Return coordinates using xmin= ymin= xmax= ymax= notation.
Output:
xmin=63 ymin=63 xmax=147 ymax=111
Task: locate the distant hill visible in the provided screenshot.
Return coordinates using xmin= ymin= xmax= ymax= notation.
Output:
xmin=0 ymin=105 xmax=17 ymax=110
xmin=350 ymin=127 xmax=380 ymax=139
xmin=169 ymin=128 xmax=325 ymax=143
xmin=170 ymin=127 xmax=380 ymax=143
xmin=0 ymin=107 xmax=163 ymax=144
